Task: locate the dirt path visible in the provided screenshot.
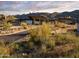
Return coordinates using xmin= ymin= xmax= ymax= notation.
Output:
xmin=0 ymin=34 xmax=26 ymax=42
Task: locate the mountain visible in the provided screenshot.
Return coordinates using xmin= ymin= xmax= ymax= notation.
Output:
xmin=14 ymin=10 xmax=79 ymax=23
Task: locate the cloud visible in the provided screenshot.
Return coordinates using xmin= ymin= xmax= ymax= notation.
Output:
xmin=0 ymin=1 xmax=79 ymax=15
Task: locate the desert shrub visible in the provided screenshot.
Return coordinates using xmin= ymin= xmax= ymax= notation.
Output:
xmin=26 ymin=22 xmax=56 ymax=57
xmin=21 ymin=22 xmax=28 ymax=29
xmin=3 ymin=22 xmax=12 ymax=30
xmin=49 ymin=33 xmax=79 ymax=57
xmin=29 ymin=22 xmax=55 ymax=47
xmin=0 ymin=40 xmax=14 ymax=57
xmin=27 ymin=42 xmax=34 ymax=49
xmin=11 ymin=41 xmax=28 ymax=52
xmin=54 ymin=33 xmax=79 ymax=46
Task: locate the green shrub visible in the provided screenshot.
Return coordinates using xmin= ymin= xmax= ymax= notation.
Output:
xmin=3 ymin=22 xmax=12 ymax=30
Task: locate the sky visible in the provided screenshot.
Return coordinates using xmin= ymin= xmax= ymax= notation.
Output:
xmin=0 ymin=1 xmax=79 ymax=15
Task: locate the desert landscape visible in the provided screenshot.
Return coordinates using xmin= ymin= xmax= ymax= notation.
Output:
xmin=0 ymin=1 xmax=79 ymax=58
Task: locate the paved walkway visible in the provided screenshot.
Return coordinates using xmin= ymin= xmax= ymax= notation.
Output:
xmin=0 ymin=25 xmax=38 ymax=36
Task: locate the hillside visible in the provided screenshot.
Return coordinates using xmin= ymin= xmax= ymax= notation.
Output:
xmin=13 ymin=10 xmax=79 ymax=23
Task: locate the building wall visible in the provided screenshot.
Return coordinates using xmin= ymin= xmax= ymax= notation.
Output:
xmin=77 ymin=23 xmax=79 ymax=32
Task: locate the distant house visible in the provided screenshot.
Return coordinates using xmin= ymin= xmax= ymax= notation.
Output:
xmin=76 ymin=19 xmax=79 ymax=32
xmin=28 ymin=15 xmax=55 ymax=25
xmin=14 ymin=14 xmax=30 ymax=25
xmin=56 ymin=16 xmax=75 ymax=25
